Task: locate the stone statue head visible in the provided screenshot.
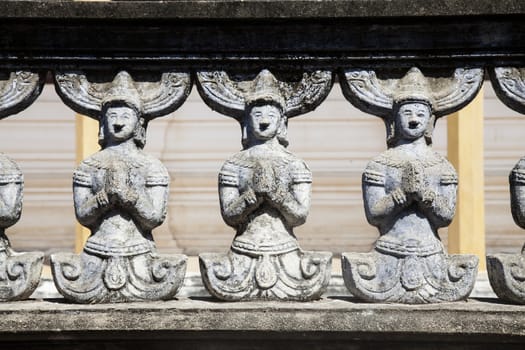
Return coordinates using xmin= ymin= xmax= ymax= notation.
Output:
xmin=387 ymin=98 xmax=435 ymax=147
xmin=54 ymin=69 xmax=192 ymax=148
xmin=386 ymin=68 xmax=436 ymax=147
xmin=196 ymin=69 xmax=333 ymax=149
xmin=99 ymin=100 xmax=147 ymax=149
xmin=97 ymin=72 xmax=147 ymax=149
xmin=241 ymin=70 xmax=288 ymax=148
xmin=243 ymin=98 xmax=288 ymax=148
xmin=340 ymin=67 xmax=484 ymax=147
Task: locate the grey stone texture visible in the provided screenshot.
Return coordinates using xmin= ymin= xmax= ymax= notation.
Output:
xmin=0 ymin=71 xmax=45 ymax=301
xmin=488 ymin=67 xmax=525 ymax=304
xmin=340 ymin=67 xmax=483 ymax=303
xmin=50 ymin=71 xmax=191 ymax=303
xmin=0 ymin=298 xmax=524 ymax=349
xmin=198 ymin=70 xmax=332 ymax=300
xmin=1 ymin=0 xmax=524 ymax=19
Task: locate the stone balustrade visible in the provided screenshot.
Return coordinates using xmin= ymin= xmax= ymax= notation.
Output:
xmin=0 ymin=0 xmax=524 ymax=347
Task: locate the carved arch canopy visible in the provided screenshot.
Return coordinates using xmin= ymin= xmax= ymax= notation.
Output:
xmin=195 ymin=69 xmax=334 ymax=120
xmin=489 ymin=67 xmax=525 ymax=114
xmin=0 ymin=71 xmax=46 ymax=119
xmin=54 ymin=71 xmax=192 ymax=120
xmin=339 ymin=67 xmax=484 ymax=118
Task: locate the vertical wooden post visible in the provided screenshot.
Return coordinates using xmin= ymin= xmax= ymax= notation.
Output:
xmin=75 ymin=114 xmax=99 ymax=253
xmin=447 ymin=86 xmax=486 ymax=270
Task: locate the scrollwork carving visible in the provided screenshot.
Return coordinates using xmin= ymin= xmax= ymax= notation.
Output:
xmin=489 ymin=67 xmax=525 ymax=114
xmin=340 ymin=67 xmax=483 ymax=118
xmin=196 ymin=69 xmax=333 ymax=119
xmin=0 ymin=71 xmax=45 ymax=119
xmin=55 ymin=71 xmax=192 ymax=119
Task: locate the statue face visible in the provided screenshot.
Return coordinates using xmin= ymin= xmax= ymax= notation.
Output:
xmin=104 ymin=106 xmax=139 ymax=143
xmin=247 ymin=104 xmax=282 ymax=141
xmin=396 ymin=102 xmax=431 ymax=141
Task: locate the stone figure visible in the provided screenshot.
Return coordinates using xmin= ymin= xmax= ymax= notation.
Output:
xmin=0 ymin=71 xmax=46 ymax=301
xmin=51 ymin=71 xmax=191 ymax=303
xmin=487 ymin=67 xmax=525 ymax=303
xmin=340 ymin=67 xmax=483 ymax=303
xmin=197 ymin=69 xmax=333 ymax=300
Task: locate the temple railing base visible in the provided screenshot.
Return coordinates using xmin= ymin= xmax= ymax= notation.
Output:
xmin=0 ymin=297 xmax=524 ymax=349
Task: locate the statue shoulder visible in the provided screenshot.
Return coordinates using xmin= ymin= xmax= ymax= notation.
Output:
xmin=219 ymin=152 xmax=246 ymax=187
xmin=363 ymin=157 xmax=388 ymax=186
xmin=73 ymin=154 xmax=101 ymax=187
xmin=511 ymin=158 xmax=525 ymax=185
xmin=0 ymin=153 xmax=22 ymax=184
xmin=138 ymin=153 xmax=170 ymax=187
xmin=223 ymin=151 xmax=254 ymax=170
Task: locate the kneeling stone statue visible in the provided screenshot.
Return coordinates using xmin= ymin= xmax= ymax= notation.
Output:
xmin=51 ymin=71 xmax=191 ymax=303
xmin=197 ymin=69 xmax=333 ymax=301
xmin=487 ymin=67 xmax=525 ymax=304
xmin=0 ymin=71 xmax=46 ymax=301
xmin=340 ymin=67 xmax=482 ymax=303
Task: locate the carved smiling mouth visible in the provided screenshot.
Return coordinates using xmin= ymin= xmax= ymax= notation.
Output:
xmin=113 ymin=125 xmax=123 ymax=133
xmin=408 ymin=121 xmax=420 ymax=129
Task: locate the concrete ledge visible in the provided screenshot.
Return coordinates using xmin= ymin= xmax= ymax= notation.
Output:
xmin=0 ymin=0 xmax=524 ymax=19
xmin=0 ymin=297 xmax=524 ymax=348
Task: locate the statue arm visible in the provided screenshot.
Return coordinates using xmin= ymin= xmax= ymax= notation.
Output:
xmin=362 ymin=168 xmax=408 ymax=226
xmin=125 ymin=184 xmax=168 ymax=231
xmin=510 ymin=168 xmax=525 ymax=229
xmin=417 ymin=173 xmax=457 ymax=228
xmin=73 ymin=169 xmax=111 ymax=227
xmin=218 ymin=163 xmax=262 ymax=227
xmin=0 ymin=182 xmax=22 ymax=227
xmin=363 ymin=185 xmax=408 ymax=227
xmin=268 ymin=170 xmax=311 ymax=227
xmin=220 ymin=185 xmax=261 ymax=227
xmin=74 ymin=185 xmax=110 ymax=228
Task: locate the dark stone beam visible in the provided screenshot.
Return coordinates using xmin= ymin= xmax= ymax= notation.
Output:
xmin=0 ymin=17 xmax=524 ymax=69
xmin=0 ymin=0 xmax=524 ymax=19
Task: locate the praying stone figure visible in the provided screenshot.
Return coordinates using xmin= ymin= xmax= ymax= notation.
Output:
xmin=0 ymin=71 xmax=46 ymax=301
xmin=487 ymin=67 xmax=525 ymax=304
xmin=51 ymin=71 xmax=191 ymax=303
xmin=340 ymin=67 xmax=483 ymax=303
xmin=197 ymin=69 xmax=333 ymax=301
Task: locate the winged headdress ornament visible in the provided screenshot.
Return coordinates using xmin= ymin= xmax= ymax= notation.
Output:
xmin=195 ymin=69 xmax=334 ymax=120
xmin=0 ymin=71 xmax=46 ymax=119
xmin=54 ymin=70 xmax=192 ymax=120
xmin=339 ymin=67 xmax=484 ymax=118
xmin=489 ymin=67 xmax=525 ymax=114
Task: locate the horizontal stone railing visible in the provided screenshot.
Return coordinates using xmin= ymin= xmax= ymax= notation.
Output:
xmin=0 ymin=0 xmax=524 ymax=347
